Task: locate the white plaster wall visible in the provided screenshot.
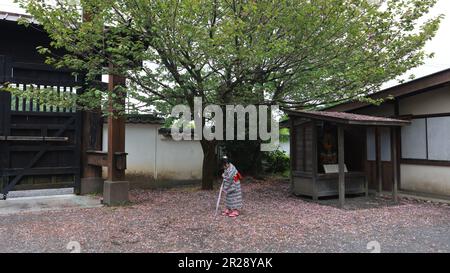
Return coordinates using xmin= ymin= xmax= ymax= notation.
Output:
xmin=399 ymin=85 xmax=450 ymax=115
xmin=103 ymin=124 xmax=158 ymax=173
xmin=155 ymin=136 xmax=203 ymax=181
xmin=401 ymin=164 xmax=450 ymax=196
xmin=102 ymin=123 xmax=203 ymax=184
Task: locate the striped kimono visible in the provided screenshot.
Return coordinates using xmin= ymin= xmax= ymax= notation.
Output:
xmin=222 ymin=163 xmax=243 ymax=210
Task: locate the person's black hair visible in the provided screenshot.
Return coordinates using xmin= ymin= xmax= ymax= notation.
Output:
xmin=221 ymin=156 xmax=229 ymax=166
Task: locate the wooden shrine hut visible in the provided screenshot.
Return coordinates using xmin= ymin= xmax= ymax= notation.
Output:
xmin=285 ymin=110 xmax=411 ymax=207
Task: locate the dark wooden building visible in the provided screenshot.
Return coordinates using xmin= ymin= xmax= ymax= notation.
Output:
xmin=0 ymin=11 xmax=82 ymax=196
xmin=286 ymin=110 xmax=410 ymax=207
xmin=1 ymin=11 xmax=130 ymax=205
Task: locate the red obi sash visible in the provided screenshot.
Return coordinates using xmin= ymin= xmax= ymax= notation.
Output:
xmin=233 ymin=171 xmax=242 ymax=183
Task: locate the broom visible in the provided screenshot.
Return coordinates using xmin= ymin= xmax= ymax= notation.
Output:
xmin=214 ymin=179 xmax=224 ymax=218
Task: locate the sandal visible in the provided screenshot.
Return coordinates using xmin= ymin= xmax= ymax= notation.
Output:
xmin=228 ymin=210 xmax=240 ymax=218
xmin=222 ymin=209 xmax=231 ymax=216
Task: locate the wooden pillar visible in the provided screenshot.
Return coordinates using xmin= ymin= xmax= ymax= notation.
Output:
xmin=289 ymin=117 xmax=296 ymax=193
xmin=101 ymin=65 xmax=129 ymax=206
xmin=338 ymin=126 xmax=345 ymax=208
xmin=392 ymin=127 xmax=398 ymax=202
xmin=80 ymin=10 xmax=128 ymax=204
xmin=0 ymin=90 xmax=11 ymax=198
xmin=80 ymin=109 xmax=104 ymax=194
xmin=81 ymin=111 xmax=103 ymax=176
xmin=74 ymin=87 xmax=82 ymax=195
xmin=364 ymin=127 xmax=369 ymax=198
xmin=312 ymin=121 xmax=318 ymax=201
xmin=79 ymin=9 xmax=104 ymax=195
xmin=107 ymin=68 xmax=126 ymax=181
xmin=364 ymin=176 xmax=369 ymax=198
xmin=376 ymin=127 xmax=383 ymax=195
xmin=0 ymin=91 xmax=11 ymax=136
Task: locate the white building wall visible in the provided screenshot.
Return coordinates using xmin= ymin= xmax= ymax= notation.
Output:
xmin=155 ymin=134 xmax=203 ymax=181
xmin=401 ymin=165 xmax=450 ymax=196
xmin=102 ymin=123 xmax=203 ymax=188
xmin=399 ymin=85 xmax=450 ymax=116
xmin=398 ymin=85 xmax=450 ymax=197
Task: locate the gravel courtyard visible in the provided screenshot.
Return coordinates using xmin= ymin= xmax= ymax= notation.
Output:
xmin=0 ymin=179 xmax=449 ymax=253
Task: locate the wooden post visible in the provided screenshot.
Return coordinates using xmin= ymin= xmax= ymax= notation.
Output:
xmin=79 ymin=9 xmax=104 ymax=194
xmin=0 ymin=91 xmax=11 ymax=136
xmin=289 ymin=117 xmax=296 ymax=193
xmin=312 ymin=121 xmax=318 ymax=201
xmin=392 ymin=127 xmax=398 ymax=202
xmin=102 ymin=64 xmax=129 ymax=206
xmin=376 ymin=127 xmax=383 ymax=195
xmin=0 ymin=90 xmax=11 ymax=197
xmin=80 ymin=11 xmax=128 ymax=204
xmin=0 ymin=90 xmax=11 ymax=133
xmin=364 ymin=127 xmax=369 ymax=198
xmin=80 ymin=109 xmax=103 ymax=194
xmin=107 ymin=67 xmax=126 ymax=181
xmin=364 ymin=176 xmax=369 ymax=198
xmin=338 ymin=126 xmax=345 ymax=208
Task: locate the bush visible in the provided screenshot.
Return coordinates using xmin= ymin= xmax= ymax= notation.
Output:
xmin=262 ymin=150 xmax=290 ymax=174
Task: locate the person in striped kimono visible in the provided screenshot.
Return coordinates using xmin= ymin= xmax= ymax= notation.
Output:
xmin=221 ymin=157 xmax=243 ymax=218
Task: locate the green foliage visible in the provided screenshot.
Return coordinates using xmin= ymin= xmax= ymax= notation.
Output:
xmin=261 ymin=150 xmax=290 ymax=174
xmin=279 ymin=127 xmax=290 ymax=143
xmin=15 ymin=0 xmax=443 ymax=115
xmin=4 ymin=84 xmax=77 ymax=109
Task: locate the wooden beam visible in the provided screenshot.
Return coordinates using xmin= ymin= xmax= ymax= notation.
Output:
xmin=338 ymin=126 xmax=345 ymax=208
xmin=2 ymin=167 xmax=79 ymax=176
xmin=0 ymin=136 xmax=69 ymax=142
xmin=9 ymin=145 xmax=75 ymax=152
xmin=11 ymin=111 xmax=76 ymax=117
xmin=86 ymin=150 xmax=108 ymax=167
xmin=10 ymin=124 xmax=76 ymax=130
xmin=392 ymin=127 xmax=398 ymax=202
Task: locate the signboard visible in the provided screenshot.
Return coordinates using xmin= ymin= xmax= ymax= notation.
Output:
xmin=323 ymin=164 xmax=348 ymax=174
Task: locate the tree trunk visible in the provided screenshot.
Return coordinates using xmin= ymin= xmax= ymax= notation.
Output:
xmin=200 ymin=139 xmax=217 ymax=190
xmin=248 ymin=141 xmax=263 ymax=177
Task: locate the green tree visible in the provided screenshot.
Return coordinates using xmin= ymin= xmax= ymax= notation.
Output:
xmin=17 ymin=0 xmax=443 ymax=189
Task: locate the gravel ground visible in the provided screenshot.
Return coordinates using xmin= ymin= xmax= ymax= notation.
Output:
xmin=0 ymin=178 xmax=449 ymax=253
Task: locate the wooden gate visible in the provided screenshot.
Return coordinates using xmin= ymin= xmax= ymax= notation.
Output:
xmin=0 ymin=58 xmax=82 ymax=198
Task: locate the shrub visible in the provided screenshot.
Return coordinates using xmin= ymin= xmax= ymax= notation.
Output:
xmin=262 ymin=150 xmax=290 ymax=174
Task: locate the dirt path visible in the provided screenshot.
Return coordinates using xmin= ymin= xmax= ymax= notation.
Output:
xmin=0 ymin=179 xmax=449 ymax=253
